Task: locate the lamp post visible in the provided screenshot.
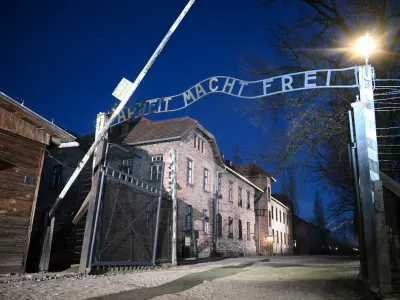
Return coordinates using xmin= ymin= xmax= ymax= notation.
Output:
xmin=352 ymin=33 xmax=392 ymax=294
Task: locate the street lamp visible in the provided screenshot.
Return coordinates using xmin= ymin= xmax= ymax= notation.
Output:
xmin=355 ymin=32 xmax=376 ymax=64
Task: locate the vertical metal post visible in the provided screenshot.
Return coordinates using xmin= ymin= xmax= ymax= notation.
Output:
xmin=168 ymin=149 xmax=177 ymax=267
xmin=351 ymin=64 xmax=379 ymax=289
xmin=373 ymin=180 xmax=392 ymax=295
xmin=79 ymin=113 xmax=109 ymax=274
xmin=152 ymin=162 xmax=165 ymax=265
xmin=348 ymin=110 xmax=367 ymax=279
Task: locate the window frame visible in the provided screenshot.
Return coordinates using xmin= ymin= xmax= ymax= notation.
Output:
xmin=187 ymin=158 xmax=193 ymax=185
xmin=228 ymin=181 xmax=233 ymax=202
xmin=203 ymin=168 xmax=209 ymax=191
xmin=238 ymin=187 xmax=243 ymax=207
xmin=247 ymin=222 xmax=250 ymax=240
xmin=246 ymin=190 xmax=251 ymax=209
xmin=185 ymin=205 xmax=192 ymax=232
xmin=228 ymin=217 xmax=233 ymax=238
xmin=238 ymin=219 xmax=243 ymax=240
xmin=52 ymin=165 xmax=62 ymax=187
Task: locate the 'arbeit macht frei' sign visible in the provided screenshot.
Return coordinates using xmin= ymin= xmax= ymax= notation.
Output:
xmin=116 ymin=67 xmax=358 ymax=124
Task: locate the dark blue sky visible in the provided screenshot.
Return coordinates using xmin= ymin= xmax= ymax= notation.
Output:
xmin=0 ymin=0 xmax=327 ymax=220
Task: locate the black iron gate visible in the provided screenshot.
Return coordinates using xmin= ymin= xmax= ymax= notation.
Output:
xmin=90 ymin=144 xmax=171 ymax=267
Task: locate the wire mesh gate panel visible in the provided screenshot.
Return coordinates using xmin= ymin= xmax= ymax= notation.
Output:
xmin=91 ymin=144 xmax=171 ymax=267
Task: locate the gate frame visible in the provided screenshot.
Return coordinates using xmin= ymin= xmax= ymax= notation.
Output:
xmin=88 ymin=143 xmax=166 ymax=269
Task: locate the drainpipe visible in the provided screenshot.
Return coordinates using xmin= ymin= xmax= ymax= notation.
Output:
xmin=213 ymin=171 xmax=222 ymax=255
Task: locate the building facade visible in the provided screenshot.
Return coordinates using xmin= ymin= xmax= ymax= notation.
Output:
xmin=0 ymin=92 xmax=75 ymax=273
xmin=122 ymin=118 xmax=259 ymax=258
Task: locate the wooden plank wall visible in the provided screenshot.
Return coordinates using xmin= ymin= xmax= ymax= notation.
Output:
xmin=0 ymin=129 xmax=45 ymax=273
xmin=0 ymin=106 xmax=50 ymax=145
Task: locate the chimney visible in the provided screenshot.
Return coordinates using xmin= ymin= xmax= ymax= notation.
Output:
xmin=225 ymin=160 xmax=232 ymax=167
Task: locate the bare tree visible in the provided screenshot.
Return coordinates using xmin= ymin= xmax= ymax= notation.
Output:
xmin=311 ymin=190 xmax=326 ymax=230
xmin=248 ymin=0 xmax=400 ymax=219
xmin=233 ymin=144 xmax=242 ymax=166
xmin=280 ymin=162 xmax=300 ymax=216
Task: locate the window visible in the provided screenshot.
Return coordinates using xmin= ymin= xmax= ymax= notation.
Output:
xmin=246 ymin=191 xmax=251 ymax=209
xmin=287 ymin=214 xmax=289 ymax=225
xmin=284 ymin=233 xmax=286 ymax=245
xmin=228 ymin=217 xmax=233 ymax=238
xmin=268 ymin=211 xmax=272 ymax=226
xmin=52 ymin=165 xmax=62 ymax=187
xmin=272 ymin=229 xmax=275 ymax=243
xmin=187 ymin=159 xmax=193 ymax=184
xmin=203 ymin=168 xmax=209 ymax=191
xmin=267 ymin=187 xmax=270 ymax=200
xmin=277 ymin=230 xmax=279 ymax=243
xmin=122 ymin=159 xmax=134 ymax=176
xmin=238 ymin=219 xmax=243 ymax=240
xmin=281 ymin=232 xmax=283 ymax=245
xmin=288 ymin=234 xmax=291 ymax=245
xmin=228 ymin=182 xmax=233 ymax=202
xmin=198 ymin=138 xmax=201 ymax=151
xmin=194 ymin=135 xmax=197 ymax=148
xmin=280 ymin=211 xmax=282 ymax=223
xmin=185 ymin=205 xmax=192 ymax=231
xmin=201 ymin=140 xmax=204 ymax=153
xmin=238 ymin=187 xmax=242 ymax=207
xmin=271 ymin=206 xmax=274 ymax=219
xmin=247 ymin=222 xmax=250 ymax=240
xmin=283 ymin=213 xmax=285 ymax=224
xmin=217 ymin=214 xmax=222 ymax=237
xmin=150 ymin=156 xmax=163 ymax=180
xmin=276 ymin=208 xmax=278 ymax=221
xmin=202 ymin=210 xmax=209 ymax=233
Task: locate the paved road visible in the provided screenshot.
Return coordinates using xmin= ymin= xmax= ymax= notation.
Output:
xmin=89 ymin=256 xmax=365 ymax=300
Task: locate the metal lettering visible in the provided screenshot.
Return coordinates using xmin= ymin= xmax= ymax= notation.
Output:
xmin=263 ymin=78 xmax=273 ymax=95
xmin=326 ymin=70 xmax=331 ymax=87
xmin=237 ymin=81 xmax=248 ymax=96
xmin=163 ymin=97 xmax=172 ymax=111
xmin=194 ymin=83 xmax=207 ymax=99
xmin=147 ymin=99 xmax=158 ymax=114
xmin=127 ymin=106 xmax=136 ymax=119
xmin=183 ymin=90 xmax=197 ymax=106
xmin=281 ymin=75 xmax=293 ymax=91
xmin=305 ymin=71 xmax=317 ymax=88
xmin=118 ymin=111 xmax=127 ymax=123
xmin=138 ymin=102 xmax=146 ymax=116
xmin=222 ymin=77 xmax=236 ymax=94
xmin=209 ymin=77 xmax=219 ymax=92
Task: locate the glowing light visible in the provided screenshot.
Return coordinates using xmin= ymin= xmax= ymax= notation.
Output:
xmin=355 ymin=33 xmax=376 ymax=57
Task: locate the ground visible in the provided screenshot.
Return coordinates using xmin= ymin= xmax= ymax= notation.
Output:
xmin=0 ymin=256 xmax=379 ymax=300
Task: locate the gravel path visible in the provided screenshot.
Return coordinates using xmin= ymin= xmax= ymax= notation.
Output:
xmin=0 ymin=256 xmax=372 ymax=300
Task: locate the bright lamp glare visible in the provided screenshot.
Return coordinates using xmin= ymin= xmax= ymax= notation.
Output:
xmin=355 ymin=35 xmax=375 ymax=56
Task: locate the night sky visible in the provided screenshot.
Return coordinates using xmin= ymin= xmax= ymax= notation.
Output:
xmin=0 ymin=0 xmax=330 ymax=221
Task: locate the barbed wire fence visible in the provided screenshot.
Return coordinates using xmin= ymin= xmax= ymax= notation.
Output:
xmin=373 ymin=77 xmax=400 ymax=268
xmin=374 ymin=78 xmax=400 ymax=178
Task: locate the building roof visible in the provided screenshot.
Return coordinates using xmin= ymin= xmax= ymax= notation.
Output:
xmin=232 ymin=163 xmax=277 ymax=182
xmin=0 ymin=91 xmax=75 ymax=143
xmin=272 ymin=193 xmax=293 ymax=210
xmin=122 ymin=117 xmax=197 ymax=144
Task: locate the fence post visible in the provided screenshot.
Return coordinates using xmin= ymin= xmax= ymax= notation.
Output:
xmin=347 ymin=110 xmax=367 ymax=279
xmin=79 ymin=113 xmax=109 ymax=274
xmin=351 ymin=64 xmax=380 ymax=290
xmin=373 ymin=180 xmax=392 ymax=295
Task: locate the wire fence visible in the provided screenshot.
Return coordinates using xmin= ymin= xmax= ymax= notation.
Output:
xmin=374 ymin=79 xmax=400 ymax=177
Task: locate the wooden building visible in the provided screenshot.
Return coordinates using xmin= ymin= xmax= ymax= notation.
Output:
xmin=0 ymin=92 xmax=75 ymax=274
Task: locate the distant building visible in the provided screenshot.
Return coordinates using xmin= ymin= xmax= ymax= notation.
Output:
xmin=0 ymin=92 xmax=75 ymax=273
xmin=232 ymin=165 xmax=293 ymax=255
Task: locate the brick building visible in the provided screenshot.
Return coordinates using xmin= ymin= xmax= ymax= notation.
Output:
xmin=232 ymin=164 xmax=293 ymax=255
xmin=120 ymin=117 xmax=260 ymax=258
